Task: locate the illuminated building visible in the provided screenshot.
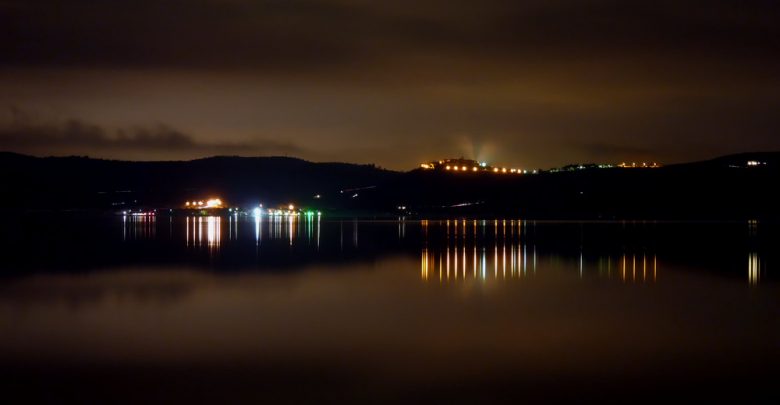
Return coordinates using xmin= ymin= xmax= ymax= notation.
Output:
xmin=419 ymin=158 xmax=524 ymax=175
xmin=617 ymin=162 xmax=661 ymax=168
xmin=183 ymin=198 xmax=224 ymax=209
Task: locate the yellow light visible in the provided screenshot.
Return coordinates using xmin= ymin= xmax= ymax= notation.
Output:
xmin=453 ymin=166 xmax=459 ymax=171
xmin=501 ymin=168 xmax=507 ymax=173
xmin=420 ymin=163 xmax=430 ymax=169
xmin=204 ymin=198 xmax=223 ymax=208
xmin=185 ymin=201 xmax=190 ymax=206
xmin=446 ymin=165 xmax=451 ymax=170
xmin=472 ymin=167 xmax=477 ymax=172
xmin=288 ymin=204 xmax=294 ymax=210
xmin=198 ymin=201 xmax=204 ymax=205
xmin=510 ymin=169 xmax=516 ymax=173
xmin=461 ymin=166 xmax=467 ymax=171
xmin=493 ymin=168 xmax=499 ymax=173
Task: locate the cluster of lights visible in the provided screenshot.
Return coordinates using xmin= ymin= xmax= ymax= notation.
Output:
xmin=122 ymin=210 xmax=155 ymax=216
xmin=185 ymin=198 xmax=224 ymax=208
xmin=421 ymin=159 xmax=527 ymax=174
xmin=253 ymin=204 xmax=322 ymax=218
xmin=442 ymin=165 xmax=526 ymax=174
xmin=617 ymin=162 xmax=660 ymax=168
xmin=746 ymin=160 xmax=766 ymax=167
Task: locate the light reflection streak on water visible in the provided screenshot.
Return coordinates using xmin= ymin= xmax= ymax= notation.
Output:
xmin=419 ymin=219 xmax=660 ymax=284
xmin=421 ymin=245 xmax=661 ymax=284
xmin=749 ymin=253 xmax=760 ymax=286
xmin=182 ymin=214 xmax=330 ymax=251
xmin=255 ymin=215 xmax=261 ymax=246
xmin=122 ymin=214 xmax=156 ymax=241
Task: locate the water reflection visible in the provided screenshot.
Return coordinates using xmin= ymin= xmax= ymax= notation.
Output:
xmin=420 ymin=220 xmax=658 ymax=284
xmin=5 ymin=217 xmax=780 ymax=403
xmin=420 ymin=242 xmax=660 ymax=283
xmin=185 ymin=216 xmax=222 ymax=249
xmin=182 ymin=214 xmax=324 ymax=250
xmin=747 ymin=220 xmax=763 ymax=286
xmin=121 ymin=214 xmax=156 ymax=240
xmin=115 ymin=216 xmax=772 ymax=286
xmin=749 ymin=253 xmax=761 ymax=286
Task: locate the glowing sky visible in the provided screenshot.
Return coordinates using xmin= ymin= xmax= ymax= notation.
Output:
xmin=2 ymin=0 xmax=779 ymax=169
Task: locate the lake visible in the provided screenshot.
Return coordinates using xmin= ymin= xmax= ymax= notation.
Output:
xmin=1 ymin=215 xmax=778 ymax=403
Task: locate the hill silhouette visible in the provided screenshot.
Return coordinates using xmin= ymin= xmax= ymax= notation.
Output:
xmin=1 ymin=152 xmax=779 ymax=219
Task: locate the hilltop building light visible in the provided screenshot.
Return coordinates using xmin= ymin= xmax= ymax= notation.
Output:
xmin=617 ymin=161 xmax=662 ymax=169
xmin=418 ymin=158 xmax=527 ymax=176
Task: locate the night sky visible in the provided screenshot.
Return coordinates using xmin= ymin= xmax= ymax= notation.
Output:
xmin=2 ymin=0 xmax=779 ymax=169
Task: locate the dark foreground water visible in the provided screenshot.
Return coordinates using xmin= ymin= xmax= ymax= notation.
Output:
xmin=1 ymin=215 xmax=778 ymax=403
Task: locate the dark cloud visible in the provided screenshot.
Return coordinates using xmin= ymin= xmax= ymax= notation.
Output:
xmin=2 ymin=0 xmax=778 ymax=74
xmin=1 ymin=1 xmax=780 ymax=167
xmin=0 ymin=107 xmax=304 ymax=159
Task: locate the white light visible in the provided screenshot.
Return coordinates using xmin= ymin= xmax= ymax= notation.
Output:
xmin=253 ymin=207 xmax=262 ymax=216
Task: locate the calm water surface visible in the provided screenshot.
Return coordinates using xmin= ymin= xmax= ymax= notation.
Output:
xmin=1 ymin=216 xmax=778 ymax=403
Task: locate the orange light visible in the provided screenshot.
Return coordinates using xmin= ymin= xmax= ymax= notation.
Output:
xmin=446 ymin=165 xmax=451 ymax=170
xmin=461 ymin=166 xmax=467 ymax=171
xmin=472 ymin=167 xmax=478 ymax=172
xmin=493 ymin=168 xmax=499 ymax=173
xmin=501 ymin=168 xmax=507 ymax=173
xmin=453 ymin=166 xmax=459 ymax=171
xmin=205 ymin=198 xmax=223 ymax=208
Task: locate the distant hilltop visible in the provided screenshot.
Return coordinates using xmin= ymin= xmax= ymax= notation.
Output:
xmin=0 ymin=151 xmax=779 ymax=219
xmin=417 ymin=157 xmax=664 ymax=174
xmin=419 ymin=158 xmax=537 ymax=174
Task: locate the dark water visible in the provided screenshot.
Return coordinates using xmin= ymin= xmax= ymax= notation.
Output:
xmin=1 ymin=215 xmax=779 ymax=403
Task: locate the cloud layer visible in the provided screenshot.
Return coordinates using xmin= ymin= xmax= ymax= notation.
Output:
xmin=1 ymin=0 xmax=779 ymax=167
xmin=0 ymin=108 xmax=304 ymax=160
